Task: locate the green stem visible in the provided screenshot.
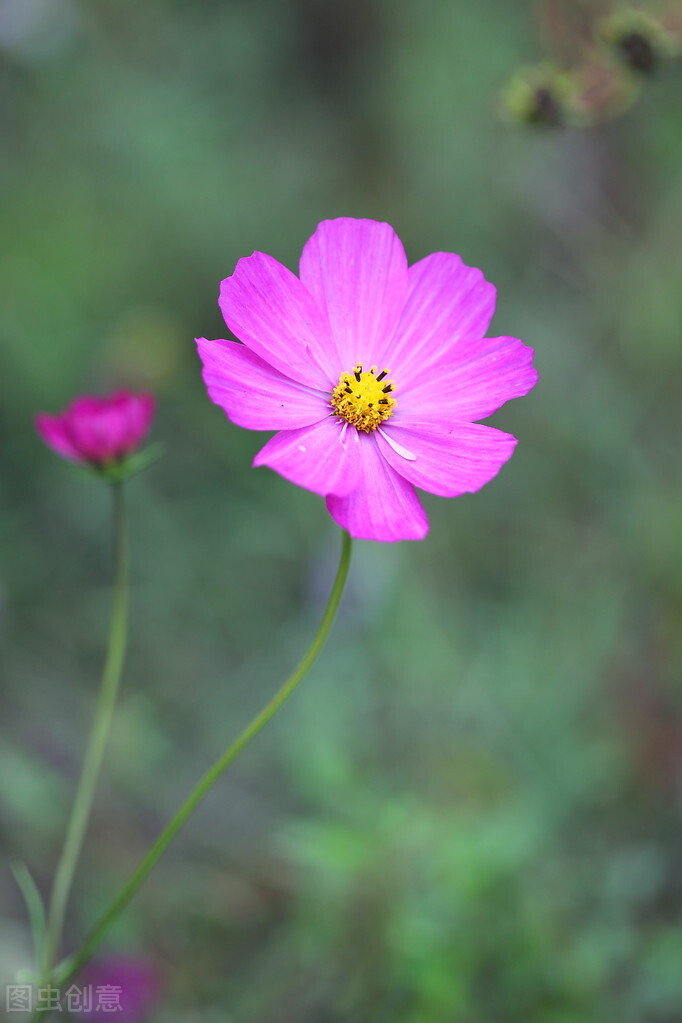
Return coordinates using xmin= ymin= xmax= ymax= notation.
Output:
xmin=55 ymin=528 xmax=353 ymax=990
xmin=42 ymin=481 xmax=129 ymax=979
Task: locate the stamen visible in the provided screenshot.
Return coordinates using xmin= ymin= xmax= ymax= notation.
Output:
xmin=376 ymin=369 xmax=388 ymax=381
xmin=330 ymin=364 xmax=397 ymax=432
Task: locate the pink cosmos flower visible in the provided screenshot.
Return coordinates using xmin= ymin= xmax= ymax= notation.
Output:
xmin=36 ymin=390 xmax=155 ymax=467
xmin=197 ymin=218 xmax=537 ymax=542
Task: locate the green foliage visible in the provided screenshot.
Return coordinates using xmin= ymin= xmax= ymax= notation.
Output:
xmin=10 ymin=864 xmax=47 ymax=978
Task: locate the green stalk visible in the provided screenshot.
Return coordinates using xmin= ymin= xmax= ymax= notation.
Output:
xmin=42 ymin=481 xmax=129 ymax=978
xmin=54 ymin=528 xmax=353 ymax=991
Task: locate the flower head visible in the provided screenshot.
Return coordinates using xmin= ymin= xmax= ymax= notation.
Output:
xmin=599 ymin=10 xmax=678 ymax=75
xmin=502 ymin=63 xmax=576 ymax=127
xmin=36 ymin=390 xmax=155 ymax=469
xmin=197 ymin=218 xmax=537 ymax=542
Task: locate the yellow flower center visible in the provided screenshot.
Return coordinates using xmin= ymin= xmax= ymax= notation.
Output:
xmin=330 ymin=364 xmax=396 ymax=433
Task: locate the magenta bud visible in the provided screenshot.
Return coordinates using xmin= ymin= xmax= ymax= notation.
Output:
xmin=36 ymin=390 xmax=156 ymax=473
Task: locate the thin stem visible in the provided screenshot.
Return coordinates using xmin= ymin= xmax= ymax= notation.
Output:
xmin=55 ymin=529 xmax=353 ymax=990
xmin=42 ymin=482 xmax=129 ymax=979
xmin=11 ymin=863 xmax=48 ymax=971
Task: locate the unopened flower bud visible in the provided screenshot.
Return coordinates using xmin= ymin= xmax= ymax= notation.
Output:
xmin=36 ymin=390 xmax=156 ymax=479
xmin=502 ymin=64 xmax=575 ymax=128
xmin=599 ymin=10 xmax=677 ymax=75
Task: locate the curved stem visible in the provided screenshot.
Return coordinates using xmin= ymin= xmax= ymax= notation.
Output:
xmin=43 ymin=481 xmax=129 ymax=978
xmin=55 ymin=528 xmax=353 ymax=990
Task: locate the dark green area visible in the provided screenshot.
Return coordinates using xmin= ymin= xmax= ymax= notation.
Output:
xmin=1 ymin=1 xmax=681 ymax=1020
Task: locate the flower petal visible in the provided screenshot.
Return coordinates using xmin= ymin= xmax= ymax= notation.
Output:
xmin=111 ymin=391 xmax=155 ymax=453
xmin=197 ymin=337 xmax=329 ymax=430
xmin=387 ymin=252 xmax=497 ymax=380
xmin=299 ymin=218 xmax=409 ymax=371
xmin=375 ymin=417 xmax=518 ymax=498
xmin=400 ymin=335 xmax=538 ymax=421
xmin=219 ymin=251 xmax=336 ymax=389
xmin=253 ymin=419 xmax=362 ymax=497
xmin=98 ymin=390 xmax=155 ymax=456
xmin=66 ymin=398 xmax=130 ymax=462
xmin=35 ymin=414 xmax=81 ymax=461
xmin=326 ymin=433 xmax=429 ymax=542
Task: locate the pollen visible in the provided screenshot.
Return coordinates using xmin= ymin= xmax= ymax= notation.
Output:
xmin=330 ymin=364 xmax=396 ymax=433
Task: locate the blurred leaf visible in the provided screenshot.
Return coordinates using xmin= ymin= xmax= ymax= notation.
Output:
xmin=10 ymin=862 xmax=47 ymax=974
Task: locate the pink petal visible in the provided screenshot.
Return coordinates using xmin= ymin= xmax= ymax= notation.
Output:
xmin=129 ymin=391 xmax=156 ymax=437
xmin=197 ymin=337 xmax=329 ymax=430
xmin=253 ymin=419 xmax=362 ymax=497
xmin=400 ymin=335 xmax=538 ymax=421
xmin=299 ymin=218 xmax=409 ymax=372
xmin=114 ymin=391 xmax=156 ymax=453
xmin=387 ymin=252 xmax=497 ymax=380
xmin=219 ymin=252 xmax=336 ymax=389
xmin=375 ymin=417 xmax=518 ymax=498
xmin=325 ymin=433 xmax=429 ymax=542
xmin=35 ymin=413 xmax=81 ymax=461
xmin=66 ymin=402 xmax=126 ymax=462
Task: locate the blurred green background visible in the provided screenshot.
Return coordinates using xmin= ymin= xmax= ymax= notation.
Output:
xmin=2 ymin=1 xmax=682 ymax=1020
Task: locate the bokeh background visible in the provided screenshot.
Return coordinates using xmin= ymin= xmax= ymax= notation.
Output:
xmin=2 ymin=1 xmax=682 ymax=1020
